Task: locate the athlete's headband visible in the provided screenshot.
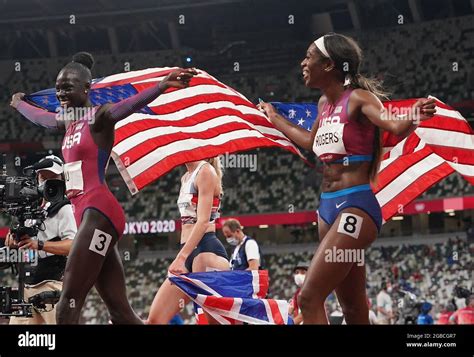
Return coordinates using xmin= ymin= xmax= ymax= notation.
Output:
xmin=313 ymin=36 xmax=331 ymax=60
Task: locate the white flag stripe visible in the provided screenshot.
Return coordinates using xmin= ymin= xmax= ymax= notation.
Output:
xmin=277 ymin=300 xmax=289 ymax=323
xmin=115 ymin=100 xmax=270 ymax=128
xmin=127 ymin=130 xmax=297 ymax=178
xmin=230 ymin=298 xmax=243 ymax=317
xmin=376 ymin=153 xmax=446 ymax=207
xmin=95 ymin=67 xmax=177 ymax=84
xmin=262 ymin=300 xmax=275 ymax=324
xmin=379 ymin=156 xmax=399 ymax=172
xmin=172 ymin=274 xmax=223 ymax=297
xmin=417 ymin=128 xmax=474 ymax=149
xmin=380 ymin=137 xmax=426 ymax=172
xmin=198 ymin=71 xmax=251 ymax=102
xmin=113 ymin=115 xmax=290 ymax=155
xmin=194 ymin=295 xmax=231 ymax=325
xmin=434 ymin=106 xmax=465 ymax=121
xmin=251 ymin=270 xmax=261 ymax=299
xmin=148 ymin=83 xmax=247 ymax=107
xmin=446 ymin=161 xmax=474 ymax=177
xmin=387 ymin=137 xmax=408 ymax=160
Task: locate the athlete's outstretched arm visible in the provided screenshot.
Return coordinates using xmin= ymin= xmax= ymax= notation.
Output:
xmin=97 ymin=68 xmax=198 ymax=128
xmin=10 ymin=93 xmax=59 ymax=129
xmin=353 ymin=89 xmax=436 ymax=138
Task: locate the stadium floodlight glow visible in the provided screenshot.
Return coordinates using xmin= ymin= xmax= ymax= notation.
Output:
xmin=185 ymin=56 xmax=192 ymax=63
xmin=392 ymin=216 xmax=404 ymax=221
xmin=444 ymin=209 xmax=455 ymax=213
xmin=448 ymin=212 xmax=455 ymax=216
xmin=259 ymin=225 xmax=268 ymax=229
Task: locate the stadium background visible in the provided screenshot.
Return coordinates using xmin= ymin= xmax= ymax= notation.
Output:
xmin=0 ymin=0 xmax=473 ymax=324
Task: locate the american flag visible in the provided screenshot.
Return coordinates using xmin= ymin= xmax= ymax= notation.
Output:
xmin=26 ymin=67 xmax=303 ymax=194
xmin=273 ymin=98 xmax=474 ymax=222
xmin=26 ymin=68 xmax=473 ymax=221
xmin=168 ymin=270 xmax=291 ymax=325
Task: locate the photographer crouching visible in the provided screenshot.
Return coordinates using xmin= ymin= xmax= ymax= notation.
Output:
xmin=4 ymin=155 xmax=76 ymax=324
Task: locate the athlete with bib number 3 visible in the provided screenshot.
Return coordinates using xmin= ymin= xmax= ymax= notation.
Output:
xmin=258 ymin=33 xmax=436 ymax=324
xmin=10 ymin=52 xmax=197 ymax=324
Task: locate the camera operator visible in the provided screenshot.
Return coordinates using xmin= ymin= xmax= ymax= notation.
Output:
xmin=4 ymin=155 xmax=76 ymax=324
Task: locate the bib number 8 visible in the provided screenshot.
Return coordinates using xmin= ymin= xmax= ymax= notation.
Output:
xmin=337 ymin=213 xmax=363 ymax=239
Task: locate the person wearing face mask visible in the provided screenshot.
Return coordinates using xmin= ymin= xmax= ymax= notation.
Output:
xmin=222 ymin=219 xmax=263 ymax=271
xmin=289 ymin=263 xmax=309 ymax=325
xmin=4 ymin=155 xmax=77 ymax=324
xmin=376 ymin=281 xmax=394 ymax=325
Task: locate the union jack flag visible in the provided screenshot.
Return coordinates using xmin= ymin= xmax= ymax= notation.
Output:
xmin=168 ymin=270 xmax=292 ymax=325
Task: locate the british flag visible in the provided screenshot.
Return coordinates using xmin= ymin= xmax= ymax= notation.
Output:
xmin=168 ymin=270 xmax=292 ymax=325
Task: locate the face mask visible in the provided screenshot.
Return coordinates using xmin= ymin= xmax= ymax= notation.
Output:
xmin=294 ymin=273 xmax=305 ymax=287
xmin=226 ymin=237 xmax=239 ymax=246
xmin=387 ymin=287 xmax=393 ymax=293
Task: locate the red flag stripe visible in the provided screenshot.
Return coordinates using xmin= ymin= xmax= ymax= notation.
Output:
xmin=129 ymin=137 xmax=302 ymax=190
xmin=147 ymin=92 xmax=256 ymax=115
xmin=429 ymin=145 xmax=474 ymax=165
xmin=373 ymin=147 xmax=433 ymax=193
xmin=117 ymin=125 xmax=296 ymax=174
xmin=114 ymin=109 xmax=277 ymax=144
xmin=267 ymin=300 xmax=285 ymax=325
xmin=379 ymin=162 xmax=454 ymax=220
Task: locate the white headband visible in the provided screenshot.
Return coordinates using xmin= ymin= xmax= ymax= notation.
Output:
xmin=314 ymin=36 xmax=331 ymax=59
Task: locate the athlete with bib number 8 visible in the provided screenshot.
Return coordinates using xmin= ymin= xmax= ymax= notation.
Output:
xmin=10 ymin=52 xmax=197 ymax=324
xmin=258 ymin=33 xmax=436 ymax=324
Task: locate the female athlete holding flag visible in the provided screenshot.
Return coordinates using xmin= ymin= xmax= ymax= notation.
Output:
xmin=259 ymin=33 xmax=436 ymax=324
xmin=11 ymin=52 xmax=197 ymax=324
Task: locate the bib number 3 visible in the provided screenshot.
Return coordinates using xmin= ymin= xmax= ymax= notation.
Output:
xmin=89 ymin=229 xmax=113 ymax=256
xmin=337 ymin=213 xmax=363 ymax=239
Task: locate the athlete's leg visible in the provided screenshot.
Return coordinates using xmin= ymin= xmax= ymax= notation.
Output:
xmin=147 ymin=278 xmax=190 ymax=324
xmin=299 ymin=207 xmax=377 ymax=324
xmin=94 ymin=245 xmax=143 ymax=324
xmin=192 ymin=252 xmax=229 ymax=272
xmin=334 ymin=263 xmax=370 ymax=324
xmin=56 ymin=209 xmax=118 ymax=324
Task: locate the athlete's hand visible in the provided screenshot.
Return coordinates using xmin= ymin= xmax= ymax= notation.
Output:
xmin=10 ymin=92 xmax=25 ymax=109
xmin=168 ymin=255 xmax=187 ymax=275
xmin=257 ymin=101 xmax=278 ymax=123
xmin=412 ymin=98 xmax=436 ymax=122
xmin=159 ymin=68 xmax=198 ymax=91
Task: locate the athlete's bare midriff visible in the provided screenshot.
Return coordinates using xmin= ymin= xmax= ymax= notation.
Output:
xmin=180 ymin=224 xmax=216 ymax=245
xmin=321 ymin=161 xmax=371 ymax=192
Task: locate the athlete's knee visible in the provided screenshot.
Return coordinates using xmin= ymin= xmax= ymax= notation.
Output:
xmin=299 ymin=288 xmax=325 ymax=314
